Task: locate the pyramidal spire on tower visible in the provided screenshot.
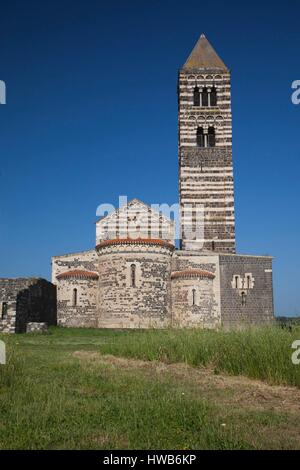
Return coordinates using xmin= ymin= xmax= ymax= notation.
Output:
xmin=182 ymin=33 xmax=228 ymax=71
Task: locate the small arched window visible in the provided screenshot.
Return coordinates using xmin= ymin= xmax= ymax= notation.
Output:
xmin=210 ymin=87 xmax=217 ymax=106
xmin=241 ymin=292 xmax=246 ymax=306
xmin=130 ymin=264 xmax=136 ymax=287
xmin=193 ymin=87 xmax=200 ymax=106
xmin=202 ymin=87 xmax=208 ymax=107
xmin=196 ymin=127 xmax=205 ymax=147
xmin=208 ymin=127 xmax=216 ymax=147
xmin=72 ymin=288 xmax=77 ymax=307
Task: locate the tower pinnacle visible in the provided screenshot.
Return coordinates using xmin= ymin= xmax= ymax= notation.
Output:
xmin=182 ymin=34 xmax=228 ymax=71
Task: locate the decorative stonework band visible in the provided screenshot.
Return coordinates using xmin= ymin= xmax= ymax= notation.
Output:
xmin=96 ymin=238 xmax=174 ymax=251
xmin=171 ymin=269 xmax=215 ymax=280
xmin=56 ymin=270 xmax=99 ymax=280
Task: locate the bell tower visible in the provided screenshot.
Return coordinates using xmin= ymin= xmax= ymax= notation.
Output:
xmin=179 ymin=34 xmax=236 ymax=253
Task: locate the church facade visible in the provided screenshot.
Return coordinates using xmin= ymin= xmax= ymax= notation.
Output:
xmin=52 ymin=35 xmax=274 ymax=329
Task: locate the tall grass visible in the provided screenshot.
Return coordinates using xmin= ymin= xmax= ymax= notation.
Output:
xmin=1 ymin=328 xmax=300 ymax=449
xmin=0 ymin=338 xmax=25 ymax=387
xmin=0 ymin=332 xmax=251 ymax=449
xmin=100 ymin=326 xmax=300 ymax=387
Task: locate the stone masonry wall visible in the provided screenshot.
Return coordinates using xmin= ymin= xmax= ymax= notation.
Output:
xmin=96 ymin=199 xmax=175 ymax=246
xmin=52 ymin=249 xmax=98 ymax=283
xmin=50 ymin=247 xmax=274 ymax=331
xmin=97 ymin=242 xmax=173 ymax=328
xmin=219 ymin=255 xmax=274 ymax=328
xmin=171 ymin=276 xmax=217 ymax=328
xmin=0 ymin=279 xmax=19 ymax=333
xmin=56 ymin=277 xmax=98 ymax=328
xmin=52 ymin=250 xmax=98 ymax=327
xmin=171 ymin=251 xmax=221 ymax=327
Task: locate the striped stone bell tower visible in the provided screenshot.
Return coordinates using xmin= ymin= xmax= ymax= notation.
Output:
xmin=179 ymin=34 xmax=236 ymax=253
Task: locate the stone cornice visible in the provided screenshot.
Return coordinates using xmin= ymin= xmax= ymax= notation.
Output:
xmin=56 ymin=270 xmax=99 ymax=281
xmin=171 ymin=269 xmax=215 ymax=280
xmin=96 ymin=238 xmax=174 ymax=252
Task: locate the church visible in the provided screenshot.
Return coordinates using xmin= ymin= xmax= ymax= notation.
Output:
xmin=52 ymin=34 xmax=274 ymax=329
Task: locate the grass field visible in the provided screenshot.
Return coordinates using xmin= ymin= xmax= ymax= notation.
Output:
xmin=0 ymin=326 xmax=300 ymax=450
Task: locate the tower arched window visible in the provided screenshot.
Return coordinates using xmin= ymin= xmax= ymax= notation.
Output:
xmin=208 ymin=127 xmax=216 ymax=147
xmin=202 ymin=87 xmax=208 ymax=107
xmin=72 ymin=288 xmax=77 ymax=307
xmin=193 ymin=87 xmax=200 ymax=106
xmin=130 ymin=264 xmax=136 ymax=287
xmin=196 ymin=127 xmax=205 ymax=147
xmin=210 ymin=86 xmax=217 ymax=106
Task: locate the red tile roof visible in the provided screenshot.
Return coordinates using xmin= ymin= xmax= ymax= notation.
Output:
xmin=171 ymin=269 xmax=215 ymax=280
xmin=96 ymin=238 xmax=174 ymax=251
xmin=56 ymin=270 xmax=99 ymax=280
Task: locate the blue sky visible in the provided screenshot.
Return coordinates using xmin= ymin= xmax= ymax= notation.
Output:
xmin=0 ymin=0 xmax=299 ymax=316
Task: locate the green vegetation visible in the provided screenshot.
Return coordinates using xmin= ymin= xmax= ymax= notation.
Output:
xmin=276 ymin=316 xmax=300 ymax=327
xmin=0 ymin=326 xmax=299 ymax=450
xmin=100 ymin=325 xmax=300 ymax=387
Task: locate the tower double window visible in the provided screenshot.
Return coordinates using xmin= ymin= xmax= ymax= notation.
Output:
xmin=193 ymin=86 xmax=217 ymax=107
xmin=197 ymin=127 xmax=216 ymax=148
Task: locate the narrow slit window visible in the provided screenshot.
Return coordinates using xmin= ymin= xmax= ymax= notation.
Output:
xmin=235 ymin=276 xmax=239 ymax=289
xmin=241 ymin=292 xmax=246 ymax=306
xmin=192 ymin=288 xmax=196 ymax=306
xmin=1 ymin=302 xmax=8 ymax=319
xmin=72 ymin=288 xmax=77 ymax=307
xmin=212 ymin=241 xmax=215 ymax=251
xmin=131 ymin=264 xmax=136 ymax=287
xmin=247 ymin=275 xmax=251 ymax=289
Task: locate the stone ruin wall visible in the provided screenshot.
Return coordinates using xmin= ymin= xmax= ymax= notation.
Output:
xmin=0 ymin=278 xmax=56 ymax=333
